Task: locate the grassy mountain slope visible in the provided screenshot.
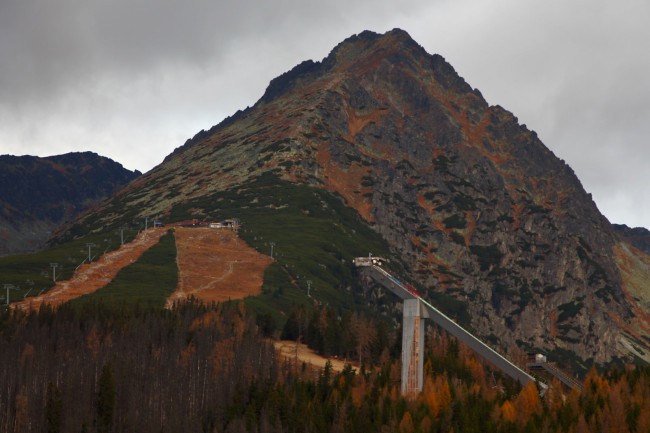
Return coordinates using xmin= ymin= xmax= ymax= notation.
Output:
xmin=70 ymin=229 xmax=178 ymax=308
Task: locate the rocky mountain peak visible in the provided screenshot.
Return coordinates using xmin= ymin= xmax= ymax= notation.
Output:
xmin=61 ymin=29 xmax=650 ymax=367
xmin=259 ymin=28 xmax=476 ymax=107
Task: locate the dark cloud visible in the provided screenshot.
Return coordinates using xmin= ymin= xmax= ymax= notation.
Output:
xmin=0 ymin=0 xmax=648 ymax=228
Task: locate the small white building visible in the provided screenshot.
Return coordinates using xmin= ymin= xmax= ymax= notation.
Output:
xmin=353 ymin=256 xmax=388 ymax=267
xmin=208 ymin=219 xmax=240 ymax=231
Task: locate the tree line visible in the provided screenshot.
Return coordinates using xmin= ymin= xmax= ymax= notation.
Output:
xmin=1 ymin=301 xmax=650 ymax=432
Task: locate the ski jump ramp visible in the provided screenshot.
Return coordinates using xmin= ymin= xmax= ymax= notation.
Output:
xmin=354 ymin=258 xmax=541 ymax=396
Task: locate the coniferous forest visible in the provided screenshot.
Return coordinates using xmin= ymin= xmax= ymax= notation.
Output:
xmin=1 ymin=302 xmax=650 ymax=433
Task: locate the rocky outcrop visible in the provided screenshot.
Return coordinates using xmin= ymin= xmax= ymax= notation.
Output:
xmin=0 ymin=152 xmax=140 ymax=255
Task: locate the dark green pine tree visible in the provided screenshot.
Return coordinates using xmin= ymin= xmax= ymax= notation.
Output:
xmin=45 ymin=382 xmax=63 ymax=433
xmin=97 ymin=364 xmax=116 ymax=433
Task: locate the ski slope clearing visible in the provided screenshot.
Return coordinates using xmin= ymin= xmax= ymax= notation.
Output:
xmin=167 ymin=227 xmax=273 ymax=306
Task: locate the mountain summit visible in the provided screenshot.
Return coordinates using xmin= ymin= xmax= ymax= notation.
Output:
xmin=62 ymin=29 xmax=650 ymax=366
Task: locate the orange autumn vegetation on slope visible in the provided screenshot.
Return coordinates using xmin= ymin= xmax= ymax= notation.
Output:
xmin=316 ymin=142 xmax=374 ymax=222
xmin=12 ymin=228 xmax=168 ymax=311
xmin=13 ymin=226 xmax=272 ymax=310
xmin=166 ymin=227 xmax=273 ymax=306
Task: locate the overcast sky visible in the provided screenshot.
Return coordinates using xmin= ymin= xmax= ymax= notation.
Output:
xmin=1 ymin=0 xmax=648 ymax=229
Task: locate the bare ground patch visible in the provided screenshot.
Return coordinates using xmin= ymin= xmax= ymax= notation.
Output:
xmin=166 ymin=227 xmax=273 ymax=306
xmin=273 ymin=340 xmax=354 ymax=373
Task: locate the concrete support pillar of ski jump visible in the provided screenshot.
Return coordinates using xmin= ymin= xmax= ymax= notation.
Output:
xmin=402 ymin=298 xmax=425 ymax=396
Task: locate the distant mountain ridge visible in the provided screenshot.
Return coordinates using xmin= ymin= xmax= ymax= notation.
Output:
xmin=614 ymin=224 xmax=650 ymax=254
xmin=53 ymin=29 xmax=650 ymax=367
xmin=0 ymin=151 xmax=140 ymax=255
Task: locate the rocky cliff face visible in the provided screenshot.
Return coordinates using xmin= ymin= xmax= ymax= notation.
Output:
xmin=64 ymin=29 xmax=650 ymax=365
xmin=0 ymin=152 xmax=140 ymax=255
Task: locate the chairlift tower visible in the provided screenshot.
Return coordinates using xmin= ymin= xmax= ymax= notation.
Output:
xmin=3 ymin=284 xmax=17 ymax=306
xmin=50 ymin=263 xmax=59 ymax=282
xmin=120 ymin=227 xmax=128 ymax=246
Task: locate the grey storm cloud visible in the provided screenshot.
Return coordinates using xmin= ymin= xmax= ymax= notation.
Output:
xmin=0 ymin=0 xmax=648 ymax=229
